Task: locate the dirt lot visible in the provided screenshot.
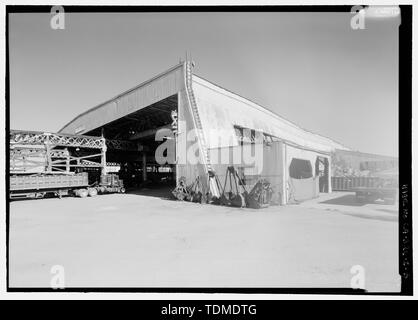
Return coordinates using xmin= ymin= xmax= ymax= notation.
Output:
xmin=9 ymin=190 xmax=399 ymax=292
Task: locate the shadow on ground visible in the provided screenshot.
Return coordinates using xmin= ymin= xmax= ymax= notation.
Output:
xmin=320 ymin=194 xmax=366 ymax=207
xmin=377 ymin=208 xmax=398 ymax=215
xmin=320 ymin=194 xmax=396 ymax=207
xmin=126 ymin=185 xmax=175 ymax=200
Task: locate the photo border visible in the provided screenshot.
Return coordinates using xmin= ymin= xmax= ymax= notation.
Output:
xmin=5 ymin=4 xmax=412 ymax=295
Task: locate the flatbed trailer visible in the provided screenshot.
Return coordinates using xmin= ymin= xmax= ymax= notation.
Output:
xmin=10 ymin=173 xmax=89 ymax=199
xmin=10 ymin=172 xmax=125 ymax=199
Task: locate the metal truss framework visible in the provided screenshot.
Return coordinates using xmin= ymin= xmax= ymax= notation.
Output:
xmin=10 ymin=130 xmax=140 ymax=151
xmin=10 ymin=130 xmax=106 ymax=149
xmin=106 ymin=139 xmax=142 ymax=151
xmin=10 ymin=130 xmax=141 ymax=175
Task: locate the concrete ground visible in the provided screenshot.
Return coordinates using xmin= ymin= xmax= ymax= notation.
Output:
xmin=9 ymin=189 xmax=400 ymax=292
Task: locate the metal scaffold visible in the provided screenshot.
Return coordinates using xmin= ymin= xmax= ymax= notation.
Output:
xmin=10 ymin=130 xmax=107 ymax=175
xmin=10 ymin=130 xmax=140 ymax=175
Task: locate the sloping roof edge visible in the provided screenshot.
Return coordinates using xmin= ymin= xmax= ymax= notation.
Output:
xmin=58 ymin=61 xmax=350 ymax=152
xmin=192 ymin=74 xmax=350 ymax=151
xmin=58 ymin=62 xmax=184 ymax=133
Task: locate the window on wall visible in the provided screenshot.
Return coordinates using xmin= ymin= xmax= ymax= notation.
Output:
xmin=234 ymin=126 xmax=243 ymax=141
xmin=289 ymin=158 xmax=313 ymax=179
xmin=234 ymin=125 xmax=256 ymax=144
xmin=263 ymin=134 xmax=273 ymax=144
xmin=233 ymin=125 xmax=278 ymax=145
xmin=243 ymin=128 xmax=253 ymax=143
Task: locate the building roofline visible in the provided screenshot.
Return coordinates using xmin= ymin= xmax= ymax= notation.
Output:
xmin=58 ymin=60 xmax=350 ymax=152
xmin=335 ymin=148 xmax=398 ymax=160
xmin=192 ymin=73 xmax=350 ymax=150
xmin=58 ymin=62 xmax=184 ymax=133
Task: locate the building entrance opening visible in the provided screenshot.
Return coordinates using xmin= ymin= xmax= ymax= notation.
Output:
xmin=316 ymin=156 xmax=329 ymax=193
xmin=86 ymin=94 xmax=178 ymax=197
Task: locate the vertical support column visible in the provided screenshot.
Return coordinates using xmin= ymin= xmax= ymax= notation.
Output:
xmin=142 ymin=153 xmax=147 ymax=182
xmin=279 ymin=141 xmax=287 ymax=205
xmin=101 ymin=138 xmax=107 ymax=176
xmin=65 ymin=148 xmax=70 ymax=173
xmin=327 ymin=156 xmax=332 ymax=193
xmin=176 ymin=91 xmax=188 ymax=185
xmin=175 ymin=92 xmax=180 ymax=185
xmin=45 ymin=143 xmax=52 ymax=173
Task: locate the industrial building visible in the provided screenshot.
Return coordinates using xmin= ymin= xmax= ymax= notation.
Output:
xmin=59 ymin=61 xmax=349 ymax=204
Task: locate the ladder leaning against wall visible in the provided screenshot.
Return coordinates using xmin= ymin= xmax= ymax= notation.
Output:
xmin=183 ymin=61 xmax=220 ymax=197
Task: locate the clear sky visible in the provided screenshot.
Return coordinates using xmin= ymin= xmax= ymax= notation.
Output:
xmin=9 ymin=11 xmax=399 ymax=156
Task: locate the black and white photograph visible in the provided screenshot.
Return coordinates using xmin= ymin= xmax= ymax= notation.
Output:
xmin=3 ymin=2 xmax=413 ymax=299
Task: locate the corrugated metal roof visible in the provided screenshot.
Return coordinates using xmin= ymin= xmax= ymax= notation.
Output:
xmin=59 ymin=61 xmax=350 ymax=153
xmin=59 ymin=62 xmax=185 ymax=134
xmin=192 ymin=75 xmax=349 ymax=152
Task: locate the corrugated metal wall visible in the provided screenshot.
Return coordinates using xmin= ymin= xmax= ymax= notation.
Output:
xmin=176 ymin=89 xmax=207 ymax=188
xmin=205 ymin=142 xmax=285 ymax=203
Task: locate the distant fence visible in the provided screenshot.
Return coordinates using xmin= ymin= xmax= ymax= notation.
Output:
xmin=331 ymin=177 xmax=381 ymax=191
